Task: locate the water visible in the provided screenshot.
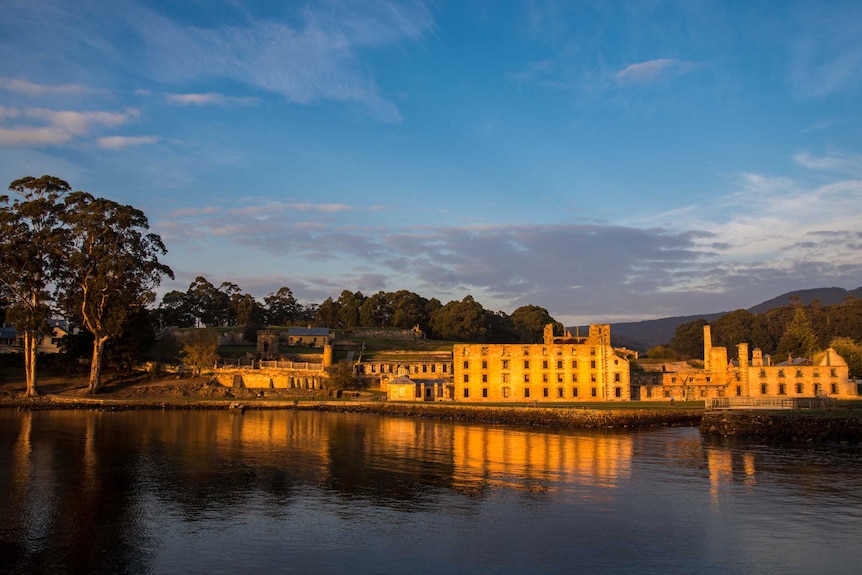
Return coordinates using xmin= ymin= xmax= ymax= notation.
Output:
xmin=1 ymin=409 xmax=860 ymax=575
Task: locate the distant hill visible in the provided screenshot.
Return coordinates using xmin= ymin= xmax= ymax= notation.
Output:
xmin=574 ymin=286 xmax=861 ymax=352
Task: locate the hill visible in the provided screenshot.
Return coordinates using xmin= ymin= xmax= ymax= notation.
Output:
xmin=581 ymin=286 xmax=861 ymax=352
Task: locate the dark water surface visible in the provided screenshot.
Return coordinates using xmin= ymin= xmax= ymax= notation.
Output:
xmin=1 ymin=409 xmax=860 ymax=574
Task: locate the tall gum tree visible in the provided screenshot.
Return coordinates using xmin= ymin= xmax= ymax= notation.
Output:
xmin=0 ymin=176 xmax=70 ymax=397
xmin=61 ymin=192 xmax=173 ymax=393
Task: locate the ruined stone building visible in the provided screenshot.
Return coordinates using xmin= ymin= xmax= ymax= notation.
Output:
xmin=448 ymin=324 xmax=633 ymax=403
xmin=633 ymin=325 xmax=855 ymax=400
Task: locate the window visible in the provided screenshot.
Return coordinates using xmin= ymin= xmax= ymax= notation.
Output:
xmin=831 ymin=383 xmax=837 ymax=394
xmin=431 ymin=364 xmax=436 ymax=373
xmin=759 ymin=369 xmax=766 ymax=378
xmin=779 ymin=383 xmax=786 ymax=395
xmin=557 ymin=360 xmax=563 ymax=369
xmin=614 ymin=387 xmax=622 ymax=398
xmin=482 ymin=388 xmax=488 ymax=398
xmin=463 ymin=360 xmax=469 ymax=369
xmin=591 ymin=387 xmax=597 ymax=397
xmin=796 ymin=383 xmax=803 ymax=394
xmin=463 ymin=374 xmax=469 ymax=383
xmin=502 ymin=360 xmax=509 ymax=369
xmin=590 ymin=374 xmax=596 ymax=382
xmin=524 ymin=374 xmax=530 ymax=383
xmin=614 ymin=373 xmax=621 ymax=382
xmin=502 ymin=373 xmax=510 ymax=383
xmin=572 ymin=388 xmax=579 ymax=397
xmin=572 ymin=360 xmax=578 ymax=369
xmin=814 ymin=383 xmax=821 ymax=395
xmin=590 ymin=347 xmax=596 ymax=355
xmin=542 ymin=374 xmax=548 ymax=383
xmin=557 ymin=388 xmax=564 ymax=398
xmin=524 ymin=388 xmax=531 ymax=398
xmin=556 ymin=374 xmax=563 ymax=383
xmin=572 ymin=374 xmax=578 ymax=382
xmin=830 ymin=368 xmax=837 ymax=377
xmin=761 ymin=383 xmax=768 ymax=395
xmin=442 ymin=364 xmax=448 ymax=373
xmin=542 ymin=360 xmax=548 ymax=369
xmin=796 ymin=369 xmax=803 ymax=378
xmin=778 ymin=370 xmax=784 ymax=378
xmin=502 ymin=387 xmax=511 ymax=398
xmin=543 ymin=387 xmax=549 ymax=397
xmin=463 ymin=388 xmax=470 ymax=398
xmin=645 ymin=388 xmax=652 ymax=398
xmin=524 ymin=360 xmax=530 ymax=369
xmin=482 ymin=360 xmax=487 ymax=370
xmin=590 ymin=360 xmax=596 ymax=369
xmin=482 ymin=374 xmax=488 ymax=383
xmin=736 ymin=385 xmax=742 ymax=396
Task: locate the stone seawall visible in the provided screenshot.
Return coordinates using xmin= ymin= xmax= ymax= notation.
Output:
xmin=283 ymin=403 xmax=702 ymax=430
xmin=3 ymin=396 xmax=701 ymax=430
xmin=701 ymin=411 xmax=862 ymax=444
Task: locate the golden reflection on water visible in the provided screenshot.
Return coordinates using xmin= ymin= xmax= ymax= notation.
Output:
xmin=452 ymin=426 xmax=633 ymax=495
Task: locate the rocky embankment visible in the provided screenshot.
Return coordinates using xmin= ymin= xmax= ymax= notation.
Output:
xmin=302 ymin=403 xmax=702 ymax=429
xmin=701 ymin=411 xmax=862 ymax=444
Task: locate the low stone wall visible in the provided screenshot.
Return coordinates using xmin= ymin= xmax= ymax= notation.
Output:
xmin=701 ymin=411 xmax=862 ymax=444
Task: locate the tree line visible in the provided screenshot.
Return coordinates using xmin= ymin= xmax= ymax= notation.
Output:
xmin=154 ymin=281 xmax=562 ymax=346
xmin=0 ymin=176 xmax=172 ymax=396
xmin=655 ymin=297 xmax=862 ymax=376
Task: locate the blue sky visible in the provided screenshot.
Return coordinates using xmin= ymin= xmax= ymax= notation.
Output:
xmin=2 ymin=0 xmax=861 ymax=325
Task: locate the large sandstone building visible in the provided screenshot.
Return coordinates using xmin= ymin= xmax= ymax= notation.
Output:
xmin=444 ymin=324 xmax=634 ymax=403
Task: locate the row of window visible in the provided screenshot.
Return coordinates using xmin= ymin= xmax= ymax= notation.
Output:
xmin=463 ymin=359 xmax=601 ymax=370
xmin=461 ymin=386 xmax=625 ymax=399
xmin=361 ymin=363 xmax=451 ymax=374
xmin=463 ymin=372 xmax=623 ymax=383
xmin=759 ymin=368 xmax=838 ymax=378
xmin=463 ymin=346 xmax=599 ymax=356
xmin=754 ymin=382 xmax=839 ymax=395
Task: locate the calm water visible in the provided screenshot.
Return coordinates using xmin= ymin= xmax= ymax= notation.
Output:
xmin=1 ymin=409 xmax=860 ymax=575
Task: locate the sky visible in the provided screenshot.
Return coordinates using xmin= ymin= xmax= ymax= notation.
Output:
xmin=1 ymin=0 xmax=861 ymax=326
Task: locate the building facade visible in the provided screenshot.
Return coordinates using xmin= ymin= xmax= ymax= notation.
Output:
xmin=451 ymin=324 xmax=633 ymax=403
xmin=633 ymin=325 xmax=855 ymax=400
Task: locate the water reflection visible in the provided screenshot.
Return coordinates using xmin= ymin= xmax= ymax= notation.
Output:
xmin=1 ymin=410 xmax=861 ymax=575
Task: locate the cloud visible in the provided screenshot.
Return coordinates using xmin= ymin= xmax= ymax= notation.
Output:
xmin=788 ymin=2 xmax=862 ymax=98
xmin=97 ymin=135 xmax=159 ymax=150
xmin=134 ymin=1 xmax=434 ymax=122
xmin=0 ymin=105 xmax=140 ymax=146
xmin=615 ymin=59 xmax=699 ymax=86
xmin=0 ymin=77 xmax=93 ymax=96
xmin=793 ymin=150 xmax=862 ymax=176
xmin=167 ymin=92 xmax=260 ymax=106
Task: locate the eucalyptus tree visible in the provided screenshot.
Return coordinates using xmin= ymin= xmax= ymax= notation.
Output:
xmin=264 ymin=286 xmax=300 ymax=326
xmin=0 ymin=176 xmax=70 ymax=396
xmin=60 ymin=192 xmax=173 ymax=393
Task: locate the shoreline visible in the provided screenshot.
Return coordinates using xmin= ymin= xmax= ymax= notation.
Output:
xmin=0 ymin=394 xmax=703 ymax=430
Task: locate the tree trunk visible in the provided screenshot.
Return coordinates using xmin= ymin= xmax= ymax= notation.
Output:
xmin=87 ymin=335 xmax=109 ymax=394
xmin=24 ymin=332 xmax=38 ymax=397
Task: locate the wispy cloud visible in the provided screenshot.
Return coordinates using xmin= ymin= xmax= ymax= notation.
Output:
xmin=0 ymin=77 xmax=93 ymax=96
xmin=97 ymin=135 xmax=159 ymax=150
xmin=167 ymin=92 xmax=260 ymax=106
xmin=0 ymin=106 xmax=140 ymax=146
xmin=135 ymin=1 xmax=434 ymax=122
xmin=615 ymin=59 xmax=699 ymax=86
xmin=793 ymin=150 xmax=862 ymax=176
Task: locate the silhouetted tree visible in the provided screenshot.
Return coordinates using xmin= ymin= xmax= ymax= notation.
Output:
xmin=0 ymin=176 xmax=70 ymax=396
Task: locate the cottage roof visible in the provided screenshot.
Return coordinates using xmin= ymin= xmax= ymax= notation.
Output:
xmin=287 ymin=327 xmax=330 ymax=337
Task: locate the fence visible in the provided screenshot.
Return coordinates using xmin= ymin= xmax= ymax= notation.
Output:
xmin=217 ymin=358 xmax=324 ymax=371
xmin=707 ymin=396 xmax=836 ymax=410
